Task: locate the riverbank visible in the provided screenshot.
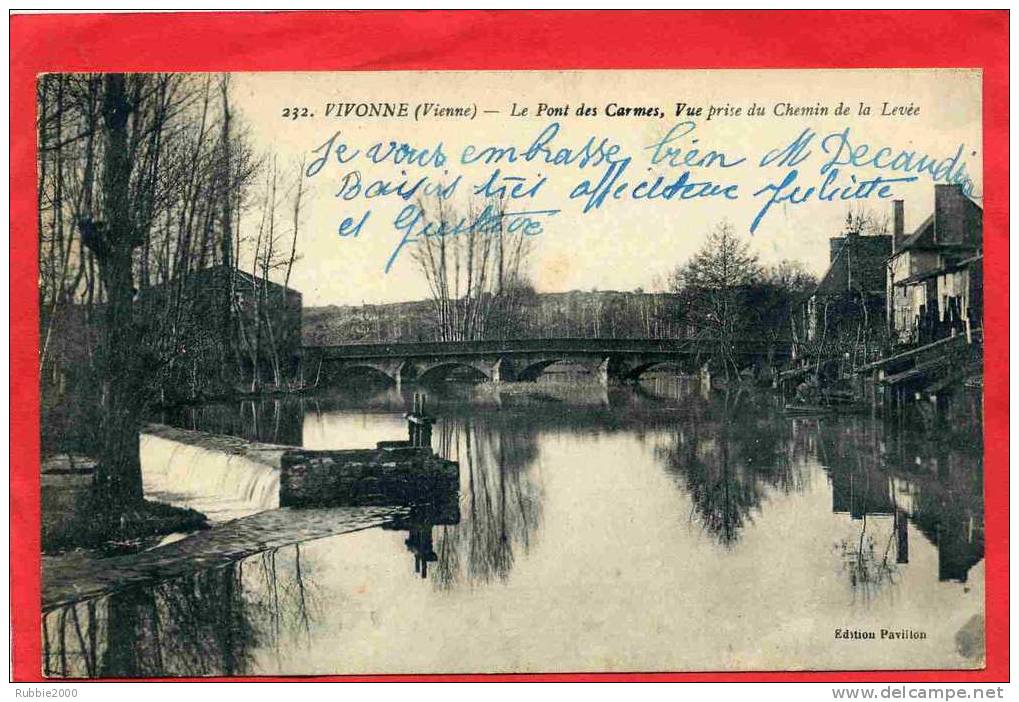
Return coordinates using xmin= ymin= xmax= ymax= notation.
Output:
xmin=42 ymin=454 xmax=209 ymax=555
xmin=43 ymin=497 xmax=209 ymax=555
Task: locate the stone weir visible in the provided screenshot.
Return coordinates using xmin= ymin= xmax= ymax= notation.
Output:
xmin=280 ymin=445 xmax=458 ymax=508
xmin=141 ymin=423 xmax=459 ymax=514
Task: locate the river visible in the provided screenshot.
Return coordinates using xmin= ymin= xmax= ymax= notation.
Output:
xmin=42 ymin=377 xmax=985 ymax=676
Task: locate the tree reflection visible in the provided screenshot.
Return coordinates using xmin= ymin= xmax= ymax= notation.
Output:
xmin=65 ymin=382 xmax=984 ymax=677
xmin=834 ymin=512 xmax=901 ymax=603
xmin=43 ymin=542 xmax=318 ymax=678
xmin=430 ymin=417 xmax=542 ymax=588
xmin=152 ymin=397 xmax=304 ymax=446
xmin=656 ymin=393 xmax=806 ymax=547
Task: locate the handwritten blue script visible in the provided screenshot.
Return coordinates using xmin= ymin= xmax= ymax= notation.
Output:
xmin=384 ymin=203 xmax=559 ymax=273
xmin=302 ymin=121 xmax=979 ymax=273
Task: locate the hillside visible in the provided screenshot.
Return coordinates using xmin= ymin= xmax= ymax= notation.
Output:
xmin=303 ymin=290 xmax=683 ymax=345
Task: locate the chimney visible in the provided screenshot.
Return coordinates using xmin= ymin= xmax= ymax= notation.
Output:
xmin=934 ymin=184 xmax=968 ymax=245
xmin=892 ymin=199 xmax=905 ymax=254
xmin=830 ymin=237 xmax=845 ymax=263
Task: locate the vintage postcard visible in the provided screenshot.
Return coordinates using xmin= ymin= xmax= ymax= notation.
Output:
xmin=30 ymin=66 xmax=991 ymax=678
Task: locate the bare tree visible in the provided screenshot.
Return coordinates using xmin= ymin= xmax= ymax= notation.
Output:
xmin=411 ymin=195 xmax=532 ymax=342
xmin=234 ymin=157 xmax=305 ymax=391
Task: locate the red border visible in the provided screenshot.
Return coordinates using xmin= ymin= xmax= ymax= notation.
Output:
xmin=9 ymin=10 xmax=1009 ymax=683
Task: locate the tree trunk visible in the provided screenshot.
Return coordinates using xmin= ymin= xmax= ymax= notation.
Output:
xmin=90 ymin=74 xmax=144 ymax=510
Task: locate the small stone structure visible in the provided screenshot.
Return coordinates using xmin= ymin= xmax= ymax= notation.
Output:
xmin=42 ymin=454 xmax=96 ymax=504
xmin=280 ymin=443 xmax=458 ymax=508
xmin=41 ymin=454 xmax=97 ymax=546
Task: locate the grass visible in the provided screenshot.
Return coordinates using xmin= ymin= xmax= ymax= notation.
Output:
xmin=43 ymin=497 xmax=209 ymax=555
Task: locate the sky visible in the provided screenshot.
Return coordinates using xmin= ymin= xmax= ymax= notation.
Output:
xmin=228 ymin=69 xmax=982 ymax=307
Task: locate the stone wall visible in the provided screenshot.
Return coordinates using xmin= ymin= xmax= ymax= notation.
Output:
xmin=41 ymin=455 xmax=97 ymax=548
xmin=280 ymin=444 xmax=458 ymax=508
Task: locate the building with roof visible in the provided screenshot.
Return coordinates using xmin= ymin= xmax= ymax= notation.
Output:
xmin=800 ymin=224 xmax=891 ymax=370
xmin=135 ymin=264 xmax=303 ymax=396
xmin=887 ymin=185 xmax=982 ymax=346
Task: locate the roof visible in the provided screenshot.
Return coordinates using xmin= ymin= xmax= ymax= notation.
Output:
xmin=811 ymin=250 xmax=843 ymax=297
xmin=894 ymin=269 xmax=941 ymax=287
xmin=897 ymin=214 xmax=936 ymax=251
xmin=893 ymin=253 xmax=983 ymax=287
xmin=811 ymin=234 xmax=891 ymax=298
xmin=140 ymin=264 xmax=301 ymax=298
xmin=893 ymin=186 xmax=983 ymax=257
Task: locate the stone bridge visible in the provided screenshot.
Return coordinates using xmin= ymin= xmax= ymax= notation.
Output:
xmin=303 ymin=338 xmax=788 ymax=386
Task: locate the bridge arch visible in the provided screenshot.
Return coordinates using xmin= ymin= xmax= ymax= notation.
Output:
xmin=325 ymin=361 xmax=401 ymax=385
xmin=515 ymin=358 xmax=569 ymax=382
xmin=416 ymin=360 xmax=492 ymax=385
xmin=620 ymin=359 xmax=694 ymax=381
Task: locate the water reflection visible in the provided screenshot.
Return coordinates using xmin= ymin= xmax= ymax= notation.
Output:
xmin=152 ymin=398 xmax=304 ymax=446
xmin=813 ymin=416 xmax=984 ymax=586
xmin=656 ymin=392 xmax=809 ymax=547
xmin=50 ymin=378 xmax=984 ymax=676
xmin=383 ymin=502 xmax=462 ymax=580
xmin=44 ymin=544 xmax=314 ymax=677
xmin=431 ymin=417 xmax=542 ymax=588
